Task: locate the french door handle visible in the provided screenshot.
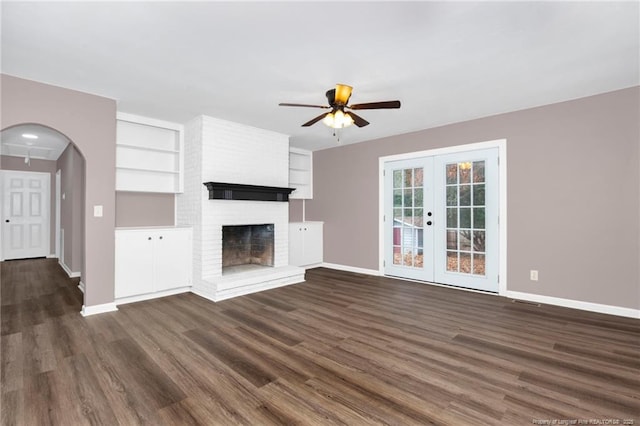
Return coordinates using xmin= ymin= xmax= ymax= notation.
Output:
xmin=426 ymin=221 xmax=433 ymax=226
xmin=4 ymin=219 xmax=9 ymax=223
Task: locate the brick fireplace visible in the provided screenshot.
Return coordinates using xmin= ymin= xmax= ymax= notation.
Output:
xmin=177 ymin=115 xmax=304 ymax=301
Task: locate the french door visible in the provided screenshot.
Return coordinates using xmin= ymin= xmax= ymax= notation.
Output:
xmin=384 ymin=148 xmax=499 ymax=292
xmin=1 ymin=170 xmax=51 ymax=260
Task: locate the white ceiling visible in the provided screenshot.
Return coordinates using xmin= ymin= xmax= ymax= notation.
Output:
xmin=1 ymin=2 xmax=638 ymax=151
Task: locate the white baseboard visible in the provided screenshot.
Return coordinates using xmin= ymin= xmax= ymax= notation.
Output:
xmin=115 ymin=287 xmax=191 ymax=306
xmin=321 ymin=262 xmax=381 ymax=276
xmin=321 ymin=263 xmax=638 ymax=319
xmin=46 ymin=254 xmax=57 ymax=259
xmin=59 ymin=260 xmax=81 ymax=278
xmin=505 ymin=290 xmax=640 ymax=319
xmin=78 ymin=281 xmax=85 ymax=293
xmin=81 ymin=303 xmax=118 ymax=317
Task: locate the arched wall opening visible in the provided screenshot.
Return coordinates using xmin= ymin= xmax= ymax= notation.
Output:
xmin=1 ymin=124 xmax=86 ymax=290
xmin=1 ymin=74 xmax=117 ymax=312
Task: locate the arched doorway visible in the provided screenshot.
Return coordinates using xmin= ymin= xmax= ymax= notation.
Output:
xmin=1 ymin=123 xmax=86 ymax=306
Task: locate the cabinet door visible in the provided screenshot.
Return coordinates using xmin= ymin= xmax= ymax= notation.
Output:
xmin=153 ymin=229 xmax=191 ymax=292
xmin=289 ymin=223 xmax=305 ymax=266
xmin=303 ymin=223 xmax=323 ymax=265
xmin=115 ymin=232 xmax=154 ymax=298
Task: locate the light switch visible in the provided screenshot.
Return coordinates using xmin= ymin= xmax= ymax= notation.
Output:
xmin=93 ymin=205 xmax=103 ymax=217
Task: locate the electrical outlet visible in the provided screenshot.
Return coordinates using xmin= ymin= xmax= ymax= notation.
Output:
xmin=530 ymin=270 xmax=539 ymax=281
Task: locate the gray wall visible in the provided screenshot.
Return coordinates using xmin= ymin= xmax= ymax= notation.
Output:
xmin=1 ymin=74 xmax=116 ymax=307
xmin=116 ymin=192 xmax=175 ymax=227
xmin=0 ymin=155 xmax=57 ymax=254
xmin=57 ymin=144 xmax=84 ymax=274
xmin=305 ymin=87 xmax=639 ymax=310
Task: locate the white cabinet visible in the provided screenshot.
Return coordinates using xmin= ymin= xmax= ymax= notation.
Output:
xmin=289 ymin=222 xmax=323 ymax=267
xmin=289 ymin=147 xmax=313 ymax=199
xmin=115 ymin=227 xmax=192 ymax=300
xmin=116 ymin=113 xmax=184 ymax=193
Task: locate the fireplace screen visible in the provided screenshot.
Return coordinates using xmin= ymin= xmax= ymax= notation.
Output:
xmin=222 ymin=224 xmax=274 ymax=273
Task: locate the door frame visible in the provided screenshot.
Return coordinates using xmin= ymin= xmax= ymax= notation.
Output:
xmin=1 ymin=169 xmax=52 ymax=261
xmin=378 ymin=139 xmax=507 ymax=295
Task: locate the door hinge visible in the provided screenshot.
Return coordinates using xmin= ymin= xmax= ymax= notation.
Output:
xmin=383 ymin=260 xmax=386 ymax=267
xmin=383 ymin=170 xmax=386 ymax=176
xmin=383 ymin=214 xmax=386 ymax=222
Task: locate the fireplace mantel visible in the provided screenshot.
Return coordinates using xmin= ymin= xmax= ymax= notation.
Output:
xmin=203 ymin=182 xmax=294 ymax=202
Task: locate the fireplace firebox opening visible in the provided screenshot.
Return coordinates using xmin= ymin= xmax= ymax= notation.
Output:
xmin=222 ymin=224 xmax=274 ymax=275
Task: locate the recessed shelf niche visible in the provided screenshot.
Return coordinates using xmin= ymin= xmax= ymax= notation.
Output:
xmin=116 ymin=112 xmax=184 ymax=193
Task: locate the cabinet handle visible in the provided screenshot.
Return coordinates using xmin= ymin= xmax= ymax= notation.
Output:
xmin=148 ymin=237 xmax=152 ymax=240
xmin=304 ymin=228 xmax=307 ymax=231
xmin=159 ymin=236 xmax=163 ymax=240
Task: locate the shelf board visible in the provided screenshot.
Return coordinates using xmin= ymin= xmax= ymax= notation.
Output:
xmin=116 ymin=143 xmax=179 ymax=154
xmin=116 ymin=166 xmax=180 ymax=175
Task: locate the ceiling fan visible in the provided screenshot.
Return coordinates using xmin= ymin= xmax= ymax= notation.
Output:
xmin=279 ymin=84 xmax=401 ymax=129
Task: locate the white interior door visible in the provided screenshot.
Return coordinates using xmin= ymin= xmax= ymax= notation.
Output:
xmin=1 ymin=170 xmax=51 ymax=260
xmin=384 ymin=148 xmax=499 ymax=292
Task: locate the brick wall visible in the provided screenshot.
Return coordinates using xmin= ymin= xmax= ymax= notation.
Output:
xmin=177 ymin=115 xmax=290 ymax=298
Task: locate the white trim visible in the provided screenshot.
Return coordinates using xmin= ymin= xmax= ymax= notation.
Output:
xmin=81 ymin=303 xmax=118 ymax=317
xmin=78 ymin=281 xmax=85 ymax=293
xmin=505 ymin=290 xmax=640 ymax=319
xmin=378 ymin=139 xmax=508 ymax=293
xmin=115 ymin=286 xmax=190 ymax=306
xmin=55 ymin=170 xmax=61 ymax=259
xmin=321 ymin=264 xmax=638 ymax=319
xmin=46 ymin=254 xmax=57 ymax=259
xmin=58 ymin=260 xmax=81 ymax=278
xmin=322 ymin=262 xmax=381 ymax=276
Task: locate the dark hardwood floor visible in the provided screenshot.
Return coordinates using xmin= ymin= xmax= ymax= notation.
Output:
xmin=2 ymin=258 xmax=639 ymax=425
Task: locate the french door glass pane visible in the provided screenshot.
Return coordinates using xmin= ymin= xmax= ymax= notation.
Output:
xmin=444 ymin=160 xmax=486 ymax=276
xmin=392 ymin=166 xmax=424 ymax=270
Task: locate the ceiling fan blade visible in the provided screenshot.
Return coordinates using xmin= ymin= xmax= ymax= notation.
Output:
xmin=302 ymin=112 xmax=330 ymax=127
xmin=347 ymin=111 xmax=370 ymax=127
xmin=349 ymin=100 xmax=401 ymax=110
xmin=279 ymin=103 xmax=330 ymax=109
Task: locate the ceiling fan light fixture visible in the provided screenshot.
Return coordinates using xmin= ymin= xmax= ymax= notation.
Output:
xmin=323 ymin=110 xmax=354 ymax=129
xmin=334 ymin=84 xmax=352 ymax=105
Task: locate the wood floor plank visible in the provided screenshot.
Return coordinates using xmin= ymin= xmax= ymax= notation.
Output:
xmin=57 ymin=353 xmax=120 ymax=425
xmin=2 ymin=260 xmax=639 ymax=425
xmin=0 ymin=332 xmax=23 ymax=393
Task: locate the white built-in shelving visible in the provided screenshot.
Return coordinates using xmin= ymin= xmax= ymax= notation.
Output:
xmin=289 ymin=147 xmax=313 ymax=199
xmin=116 ymin=112 xmax=184 ymax=193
